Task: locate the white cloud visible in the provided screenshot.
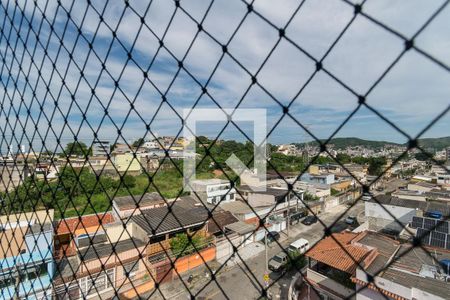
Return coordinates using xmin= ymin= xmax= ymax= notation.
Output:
xmin=0 ymin=0 xmax=449 ymax=154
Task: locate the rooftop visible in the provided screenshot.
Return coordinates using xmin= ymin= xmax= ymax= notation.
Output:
xmin=380 ymin=268 xmax=450 ymax=299
xmin=370 ymin=195 xmax=450 ymax=216
xmin=352 ymin=233 xmax=450 ymax=300
xmin=56 ymin=212 xmax=115 ymax=235
xmin=113 ymin=192 xmax=166 ymax=210
xmin=131 ymin=205 xmax=208 ymax=236
xmin=207 ymin=210 xmax=239 ymax=234
xmin=225 ymin=221 xmax=256 ymax=235
xmin=191 ymin=178 xmax=230 ymax=186
xmin=78 ymin=238 xmax=146 ymax=261
xmin=409 ymin=181 xmax=437 ymax=188
xmin=238 ymin=185 xmax=290 ymax=197
xmin=305 ymin=231 xmax=372 ymax=274
xmin=220 ymin=200 xmax=267 ymax=215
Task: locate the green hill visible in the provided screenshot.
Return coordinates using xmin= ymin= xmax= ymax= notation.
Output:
xmin=295 ymin=137 xmax=399 ymax=149
xmin=413 ymin=136 xmax=450 ymax=151
xmin=295 ymin=137 xmax=450 ymax=151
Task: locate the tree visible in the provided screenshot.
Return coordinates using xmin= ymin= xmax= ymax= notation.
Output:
xmin=368 ymin=157 xmax=387 ymax=176
xmin=414 ymin=152 xmax=429 ymax=161
xmin=170 ymin=233 xmax=204 ymax=257
xmin=132 ymin=138 xmax=145 ymax=148
xmin=304 ymin=192 xmax=319 ymax=201
xmin=64 ymin=141 xmax=91 ymax=157
xmin=336 ymin=153 xmax=351 ymax=164
xmin=122 ymin=175 xmax=136 ymax=188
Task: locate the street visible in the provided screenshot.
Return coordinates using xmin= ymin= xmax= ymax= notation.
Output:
xmin=153 ymin=201 xmax=365 ymax=300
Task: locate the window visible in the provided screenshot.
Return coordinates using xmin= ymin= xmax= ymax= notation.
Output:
xmin=123 ymin=261 xmax=139 ymax=280
xmin=27 ymin=264 xmax=48 ymax=281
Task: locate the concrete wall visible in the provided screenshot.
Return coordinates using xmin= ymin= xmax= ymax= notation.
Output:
xmin=113 ymin=153 xmax=141 ymax=173
xmin=306 ymin=268 xmax=354 ymax=298
xmin=174 ymin=247 xmax=215 ymax=274
xmin=365 ymin=202 xmax=416 ymax=231
xmin=216 ymin=234 xmax=242 ymax=263
xmin=355 ymin=284 xmax=388 ymax=300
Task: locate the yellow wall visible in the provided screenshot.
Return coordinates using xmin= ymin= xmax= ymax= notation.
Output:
xmin=113 ymin=153 xmax=141 ymax=173
xmin=308 ymin=165 xmax=320 ymax=175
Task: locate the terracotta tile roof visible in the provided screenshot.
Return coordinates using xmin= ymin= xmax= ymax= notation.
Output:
xmin=305 ymin=231 xmax=371 ymax=274
xmin=56 ymin=212 xmax=115 ymax=235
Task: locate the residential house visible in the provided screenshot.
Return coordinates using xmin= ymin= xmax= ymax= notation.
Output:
xmin=407 ymin=181 xmax=437 ymax=192
xmin=111 ymin=152 xmax=142 ymax=175
xmin=0 ymin=210 xmax=55 ymax=299
xmin=0 ymin=161 xmax=30 ymax=192
xmin=309 ymin=164 xmax=343 ymax=175
xmin=190 ymin=179 xmax=236 ymax=205
xmin=238 ymin=186 xmax=304 ymax=230
xmin=304 ymin=231 xmax=372 ymax=299
xmin=300 ymin=173 xmax=335 ymax=185
xmin=276 ymin=144 xmax=298 ymax=156
xmin=353 ymin=235 xmax=450 ymax=300
xmin=54 ymin=221 xmax=154 ymax=299
xmin=365 ymin=195 xmax=450 ymax=235
xmin=34 ymin=163 xmax=59 ymax=180
xmin=54 ymin=212 xmax=116 ymax=259
xmin=130 ymin=205 xmax=213 ymax=284
xmin=112 ymin=192 xmax=168 ymax=220
xmin=425 ymin=189 xmax=450 ymax=201
xmin=142 ymin=141 xmax=159 ymax=150
xmin=305 ymin=230 xmax=450 ymax=300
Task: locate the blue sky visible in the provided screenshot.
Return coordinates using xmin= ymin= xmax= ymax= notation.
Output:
xmin=0 ymin=0 xmax=449 ymax=154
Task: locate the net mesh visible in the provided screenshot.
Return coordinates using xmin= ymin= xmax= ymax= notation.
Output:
xmin=0 ymin=0 xmax=449 ymax=299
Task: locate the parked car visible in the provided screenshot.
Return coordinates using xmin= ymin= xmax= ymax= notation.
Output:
xmin=290 ymin=211 xmax=307 ymax=225
xmin=362 ymin=193 xmax=372 ymax=201
xmin=301 ymin=215 xmax=318 ymax=225
xmin=424 ymin=211 xmax=443 ymax=220
xmin=345 ymin=216 xmax=357 ymax=225
xmin=264 ymin=231 xmax=280 ymax=244
xmin=268 ymin=251 xmax=289 ymax=272
xmin=287 ymin=238 xmax=310 ymax=255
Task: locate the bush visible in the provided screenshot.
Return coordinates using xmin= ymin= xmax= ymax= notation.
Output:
xmin=170 ymin=233 xmax=205 ymax=257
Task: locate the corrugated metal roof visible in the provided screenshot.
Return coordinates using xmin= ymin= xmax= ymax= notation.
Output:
xmin=78 ymin=238 xmax=146 ymax=261
xmin=131 ymin=205 xmax=208 ymax=236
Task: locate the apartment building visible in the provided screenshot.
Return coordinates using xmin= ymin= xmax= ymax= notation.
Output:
xmin=92 ymin=140 xmax=110 ymax=156
xmin=54 ymin=221 xmax=154 ymax=299
xmin=112 ymin=192 xmax=168 ymax=220
xmin=0 ymin=210 xmax=55 ymax=300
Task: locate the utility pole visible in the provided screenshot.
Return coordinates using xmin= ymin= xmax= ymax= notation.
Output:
xmin=286 ymin=192 xmax=290 ymax=238
xmin=14 ymin=264 xmax=21 ymax=300
xmin=265 ymin=229 xmax=268 ymax=274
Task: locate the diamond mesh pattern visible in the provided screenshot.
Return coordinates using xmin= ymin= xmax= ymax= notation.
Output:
xmin=0 ymin=0 xmax=449 ymax=299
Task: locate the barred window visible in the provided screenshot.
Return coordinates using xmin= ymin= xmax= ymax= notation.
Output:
xmin=123 ymin=261 xmax=139 ymax=280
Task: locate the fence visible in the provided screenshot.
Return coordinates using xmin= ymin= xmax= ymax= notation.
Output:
xmin=0 ymin=0 xmax=449 ymax=300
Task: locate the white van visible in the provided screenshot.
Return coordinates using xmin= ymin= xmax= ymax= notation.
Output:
xmin=287 ymin=238 xmax=309 ymax=255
